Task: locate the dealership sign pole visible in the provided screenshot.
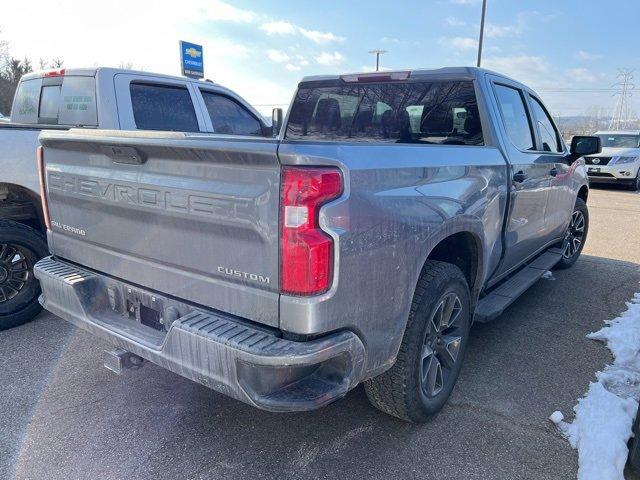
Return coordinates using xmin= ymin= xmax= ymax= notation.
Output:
xmin=180 ymin=40 xmax=204 ymax=79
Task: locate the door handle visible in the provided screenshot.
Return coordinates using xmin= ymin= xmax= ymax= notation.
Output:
xmin=513 ymin=171 xmax=528 ymax=183
xmin=549 ymin=167 xmax=558 ymax=177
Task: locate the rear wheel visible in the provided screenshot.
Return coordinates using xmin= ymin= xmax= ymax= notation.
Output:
xmin=0 ymin=220 xmax=49 ymax=331
xmin=554 ymin=197 xmax=588 ymax=270
xmin=364 ymin=261 xmax=471 ymax=422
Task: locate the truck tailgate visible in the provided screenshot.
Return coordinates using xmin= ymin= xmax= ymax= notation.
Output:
xmin=39 ymin=130 xmax=281 ymax=327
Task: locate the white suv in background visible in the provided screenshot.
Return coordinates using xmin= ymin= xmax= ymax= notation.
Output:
xmin=585 ymin=130 xmax=640 ymax=190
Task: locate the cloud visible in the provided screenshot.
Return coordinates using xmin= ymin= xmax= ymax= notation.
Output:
xmin=269 ymin=51 xmax=309 ymax=71
xmin=567 ymin=68 xmax=598 ymax=83
xmin=482 ymin=54 xmax=552 ymax=87
xmin=267 ymin=49 xmax=290 ymax=63
xmin=380 ymin=36 xmax=401 ymax=43
xmin=316 ymin=51 xmax=345 ymax=66
xmin=577 ymin=50 xmax=603 ymax=61
xmin=259 ymin=21 xmax=344 ymax=44
xmin=440 ymin=36 xmax=478 ymax=51
xmin=201 ymin=0 xmax=257 ymax=23
xmin=450 ymin=0 xmax=480 ymax=4
xmin=485 ymin=23 xmax=520 ymax=38
xmin=445 ymin=16 xmax=466 ymax=27
xmin=260 ymin=21 xmax=297 ymax=35
xmin=300 ymin=28 xmax=344 ymax=44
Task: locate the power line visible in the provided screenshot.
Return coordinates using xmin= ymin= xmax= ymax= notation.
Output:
xmin=609 ymin=69 xmax=635 ymax=130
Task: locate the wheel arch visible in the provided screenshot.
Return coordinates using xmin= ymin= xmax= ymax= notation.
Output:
xmin=577 ymin=184 xmax=588 ymax=203
xmin=420 ymin=225 xmax=485 ymax=308
xmin=0 ymin=183 xmax=45 ymax=233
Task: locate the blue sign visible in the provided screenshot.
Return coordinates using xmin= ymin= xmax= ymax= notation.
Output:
xmin=180 ymin=41 xmax=204 ymax=79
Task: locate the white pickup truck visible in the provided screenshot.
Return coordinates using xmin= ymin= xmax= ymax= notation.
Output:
xmin=0 ymin=67 xmax=271 ymax=329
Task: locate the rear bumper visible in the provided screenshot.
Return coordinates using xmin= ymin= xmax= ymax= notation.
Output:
xmin=34 ymin=256 xmax=366 ymax=412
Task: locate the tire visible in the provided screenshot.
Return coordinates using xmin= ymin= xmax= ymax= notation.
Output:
xmin=364 ymin=260 xmax=471 ymax=423
xmin=0 ymin=220 xmax=49 ymax=331
xmin=554 ymin=197 xmax=588 ymax=270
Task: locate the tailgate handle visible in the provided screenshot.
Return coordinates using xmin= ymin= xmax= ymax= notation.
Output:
xmin=102 ymin=145 xmax=147 ymax=165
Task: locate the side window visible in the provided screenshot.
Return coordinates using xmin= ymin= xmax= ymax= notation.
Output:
xmin=130 ymin=83 xmax=199 ymax=132
xmin=494 ymin=84 xmax=534 ymax=151
xmin=530 ymin=97 xmax=562 ymax=152
xmin=200 ymin=91 xmax=263 ymax=136
xmin=10 ymin=78 xmax=42 ymax=123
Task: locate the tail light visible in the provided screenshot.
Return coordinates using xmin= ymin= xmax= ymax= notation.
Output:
xmin=36 ymin=146 xmax=51 ymax=230
xmin=280 ymin=167 xmax=342 ymax=295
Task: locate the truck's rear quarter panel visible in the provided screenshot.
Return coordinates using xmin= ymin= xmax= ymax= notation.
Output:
xmin=278 ymin=142 xmax=508 ymax=374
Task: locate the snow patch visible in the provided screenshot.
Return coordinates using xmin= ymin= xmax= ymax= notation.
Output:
xmin=552 ymin=292 xmax=640 ymax=480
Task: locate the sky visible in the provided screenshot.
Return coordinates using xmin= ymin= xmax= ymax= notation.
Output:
xmin=1 ymin=0 xmax=639 ymax=117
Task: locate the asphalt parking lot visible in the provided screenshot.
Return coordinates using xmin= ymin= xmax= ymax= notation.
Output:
xmin=1 ymin=187 xmax=639 ymax=480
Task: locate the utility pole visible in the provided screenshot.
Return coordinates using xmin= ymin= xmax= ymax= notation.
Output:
xmin=368 ymin=50 xmax=387 ymax=72
xmin=476 ymin=0 xmax=487 ymax=67
xmin=609 ymin=69 xmax=635 ymax=130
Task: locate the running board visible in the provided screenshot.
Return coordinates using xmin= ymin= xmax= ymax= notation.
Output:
xmin=474 ymin=249 xmax=563 ymax=323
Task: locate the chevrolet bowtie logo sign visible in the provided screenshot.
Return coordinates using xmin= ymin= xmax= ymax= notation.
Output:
xmin=185 ymin=47 xmax=201 ymax=59
xmin=180 ymin=41 xmax=204 ymax=79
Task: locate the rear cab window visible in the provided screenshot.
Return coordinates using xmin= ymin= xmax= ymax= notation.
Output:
xmin=285 ymin=79 xmax=483 ymax=145
xmin=130 ymin=83 xmax=199 ymax=132
xmin=11 ymin=75 xmax=97 ymax=126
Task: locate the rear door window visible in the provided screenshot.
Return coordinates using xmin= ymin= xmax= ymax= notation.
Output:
xmin=285 ymin=80 xmax=483 ymax=145
xmin=200 ymin=91 xmax=263 ymax=136
xmin=493 ymin=84 xmax=534 ymax=151
xmin=130 ymin=83 xmax=199 ymax=132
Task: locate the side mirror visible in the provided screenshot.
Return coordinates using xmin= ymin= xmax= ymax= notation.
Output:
xmin=271 ymin=108 xmax=283 ymax=137
xmin=570 ymin=136 xmax=601 ymax=156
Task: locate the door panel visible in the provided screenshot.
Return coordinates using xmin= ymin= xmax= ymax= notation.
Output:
xmin=526 ymin=94 xmax=574 ymax=239
xmin=490 ymin=80 xmax=551 ymax=276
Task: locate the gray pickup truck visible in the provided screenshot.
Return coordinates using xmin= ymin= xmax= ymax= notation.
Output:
xmin=0 ymin=67 xmax=269 ymax=329
xmin=34 ymin=67 xmax=601 ymax=422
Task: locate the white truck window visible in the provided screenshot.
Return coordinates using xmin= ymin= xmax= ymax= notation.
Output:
xmin=39 ymin=85 xmax=62 ymax=119
xmin=130 ymin=83 xmax=199 ymax=132
xmin=10 ymin=78 xmax=42 ymax=123
xmin=58 ymin=77 xmax=98 ymax=126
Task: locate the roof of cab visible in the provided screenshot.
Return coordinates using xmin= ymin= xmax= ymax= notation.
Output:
xmin=19 ymin=67 xmax=218 ymax=86
xmin=299 ymin=66 xmax=521 ymax=85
